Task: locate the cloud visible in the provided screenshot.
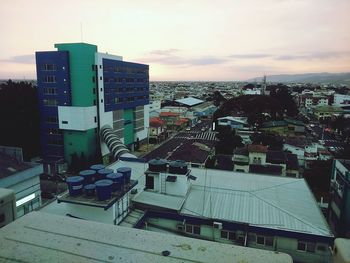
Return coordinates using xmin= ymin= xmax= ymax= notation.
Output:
xmin=138 ymin=49 xmax=227 ymax=66
xmin=229 ymin=53 xmax=272 ymax=59
xmin=0 ymin=54 xmax=35 ymax=64
xmin=275 ymin=51 xmax=350 ymax=60
xmin=149 ymin=49 xmax=179 ymax=55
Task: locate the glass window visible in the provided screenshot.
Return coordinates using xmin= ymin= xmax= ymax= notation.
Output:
xmin=221 ymin=231 xmax=228 ymax=239
xmin=257 ymin=236 xmax=265 ymax=245
xmin=306 ymin=242 xmax=316 ymax=253
xmin=265 ymin=237 xmax=274 ymax=247
xmin=228 ymin=232 xmax=236 ymax=240
xmin=297 ymin=241 xmax=306 ymax=251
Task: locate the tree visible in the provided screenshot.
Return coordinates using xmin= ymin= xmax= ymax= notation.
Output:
xmin=215 ymin=126 xmax=243 ymax=155
xmin=0 ymin=80 xmax=40 ymax=160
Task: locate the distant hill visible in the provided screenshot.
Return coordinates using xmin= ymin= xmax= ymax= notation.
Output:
xmin=248 ymin=72 xmax=350 ymax=85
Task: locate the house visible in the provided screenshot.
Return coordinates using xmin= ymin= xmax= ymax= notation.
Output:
xmin=217 ymin=116 xmax=249 ymax=130
xmin=314 ymin=106 xmax=343 ymax=121
xmin=149 ymin=117 xmax=167 ymax=144
xmin=260 ymin=119 xmax=304 ymax=136
xmin=0 ymin=152 xmax=42 ymax=218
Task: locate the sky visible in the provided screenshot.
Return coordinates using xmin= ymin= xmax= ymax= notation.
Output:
xmin=0 ymin=0 xmax=350 ymax=81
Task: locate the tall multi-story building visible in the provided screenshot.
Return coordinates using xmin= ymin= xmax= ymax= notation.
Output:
xmin=36 ymin=43 xmax=149 ymax=172
xmin=328 ymin=159 xmax=350 ymax=238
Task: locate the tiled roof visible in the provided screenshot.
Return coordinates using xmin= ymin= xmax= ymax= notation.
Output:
xmin=248 ymin=144 xmax=268 ymax=153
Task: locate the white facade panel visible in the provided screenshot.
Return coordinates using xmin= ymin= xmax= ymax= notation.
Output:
xmin=58 ymin=106 xmax=97 ymax=131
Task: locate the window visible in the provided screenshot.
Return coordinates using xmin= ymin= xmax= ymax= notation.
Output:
xmin=46 ymin=116 xmax=58 ymax=124
xmin=94 ymin=116 xmax=97 ymax=123
xmin=43 ymin=76 xmax=56 ymax=83
xmin=43 ymin=99 xmax=57 ymax=106
xmin=220 ymin=230 xmax=236 ymax=240
xmin=43 ymin=87 xmax=57 ymax=95
xmin=185 ymin=224 xmax=200 ymax=235
xmin=297 ymin=241 xmax=316 ymax=253
xmin=42 ymin=64 xmax=56 ymax=71
xmin=256 ymin=235 xmax=274 ymax=247
xmin=93 ymin=88 xmax=96 ymax=94
xmin=62 ymin=121 xmax=68 ymax=124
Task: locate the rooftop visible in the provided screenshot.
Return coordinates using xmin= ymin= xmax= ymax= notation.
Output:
xmin=248 ymin=144 xmax=268 ymax=153
xmin=175 ymin=97 xmax=204 ymax=107
xmin=0 ymin=152 xmax=32 ymax=179
xmin=109 ymin=160 xmax=333 ymax=239
xmin=160 ymin=112 xmax=180 ymax=117
xmin=0 ymin=212 xmax=292 ymax=263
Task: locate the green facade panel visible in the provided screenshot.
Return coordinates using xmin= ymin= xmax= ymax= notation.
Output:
xmin=124 ymin=109 xmax=134 ymax=145
xmin=55 ymin=43 xmax=99 ymax=166
xmin=55 ymin=43 xmax=97 ymax=106
xmin=63 ymin=129 xmax=97 ymax=165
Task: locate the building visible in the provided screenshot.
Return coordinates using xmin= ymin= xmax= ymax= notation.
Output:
xmin=328 ymin=159 xmax=350 ymax=237
xmin=0 ymin=212 xmax=293 ymax=262
xmin=260 ymin=119 xmax=305 ymax=136
xmin=0 ymin=152 xmax=42 ymax=217
xmin=113 ymin=159 xmax=332 ymax=263
xmin=314 ymin=106 xmax=343 ymax=121
xmin=233 ymin=146 xmax=300 ymax=177
xmin=36 ymin=42 xmax=149 ymax=170
xmin=217 ymin=116 xmax=249 ymax=130
xmin=36 ymin=156 xmax=333 ymax=262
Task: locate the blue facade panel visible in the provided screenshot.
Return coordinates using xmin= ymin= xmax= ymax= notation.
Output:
xmin=36 ymin=51 xmax=71 ymax=161
xmin=102 ymin=59 xmax=149 ymax=112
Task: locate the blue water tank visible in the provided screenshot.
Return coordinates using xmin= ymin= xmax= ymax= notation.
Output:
xmin=66 ymin=176 xmax=84 ymax=196
xmin=97 ymin=168 xmax=114 ymax=180
xmin=106 ymin=173 xmax=123 ymax=191
xmin=90 ymin=164 xmax=106 ymax=171
xmin=79 ymin=170 xmax=96 ymax=184
xmin=95 ymin=179 xmax=113 ymax=200
xmin=117 ymin=167 xmax=132 ymax=184
xmin=169 ymin=160 xmax=188 ymax=175
xmin=84 ymin=184 xmax=96 ymax=197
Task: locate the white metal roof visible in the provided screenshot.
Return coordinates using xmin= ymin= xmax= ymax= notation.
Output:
xmin=175 ymin=97 xmax=204 ymax=106
xmin=110 ymin=160 xmax=332 ymax=238
xmin=0 ymin=212 xmax=292 ymax=263
xmin=181 ymin=168 xmax=333 ymax=237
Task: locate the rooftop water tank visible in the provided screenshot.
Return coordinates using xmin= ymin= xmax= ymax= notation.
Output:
xmin=79 ymin=170 xmax=96 ymax=184
xmin=169 ymin=160 xmax=188 ymax=175
xmin=117 ymin=167 xmax=132 ymax=184
xmin=97 ymin=168 xmax=114 ymax=180
xmin=148 ymin=159 xmax=167 ymax=172
xmin=84 ymin=184 xmax=96 ymax=197
xmin=95 ymin=179 xmax=113 ymax=201
xmin=106 ymin=173 xmax=123 ymax=191
xmin=90 ymin=164 xmax=106 ymax=171
xmin=66 ymin=176 xmax=84 ymax=196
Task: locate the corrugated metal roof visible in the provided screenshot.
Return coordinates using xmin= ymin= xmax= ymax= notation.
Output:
xmin=110 ymin=160 xmax=332 ymax=237
xmin=182 ymin=169 xmax=332 ymax=237
xmin=175 ymin=97 xmax=204 ymax=106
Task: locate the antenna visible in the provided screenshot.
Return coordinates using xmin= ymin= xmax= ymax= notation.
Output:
xmin=80 ymin=22 xmax=83 ymax=42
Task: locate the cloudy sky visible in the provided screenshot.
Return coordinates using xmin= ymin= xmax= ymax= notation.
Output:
xmin=1 ymin=0 xmax=349 ymax=80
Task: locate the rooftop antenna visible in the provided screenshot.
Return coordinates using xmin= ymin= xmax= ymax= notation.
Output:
xmin=80 ymin=22 xmax=83 ymax=42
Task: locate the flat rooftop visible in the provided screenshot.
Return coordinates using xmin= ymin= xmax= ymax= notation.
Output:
xmin=0 ymin=212 xmax=292 ymax=263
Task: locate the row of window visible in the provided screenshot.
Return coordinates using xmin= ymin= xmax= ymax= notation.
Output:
xmin=113 ymin=96 xmax=148 ymax=104
xmin=104 ymin=77 xmax=147 ymax=83
xmin=103 ymin=66 xmax=148 ymax=74
xmin=41 ymin=64 xmax=57 ymax=71
xmin=180 ymin=225 xmax=327 ymax=254
xmin=43 ymin=87 xmax=57 ymax=95
xmin=46 ymin=116 xmax=58 ymax=124
xmin=105 ymin=87 xmax=147 ymax=93
xmin=42 ymin=76 xmax=56 ymax=83
xmin=43 ymin=99 xmax=58 ymax=106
